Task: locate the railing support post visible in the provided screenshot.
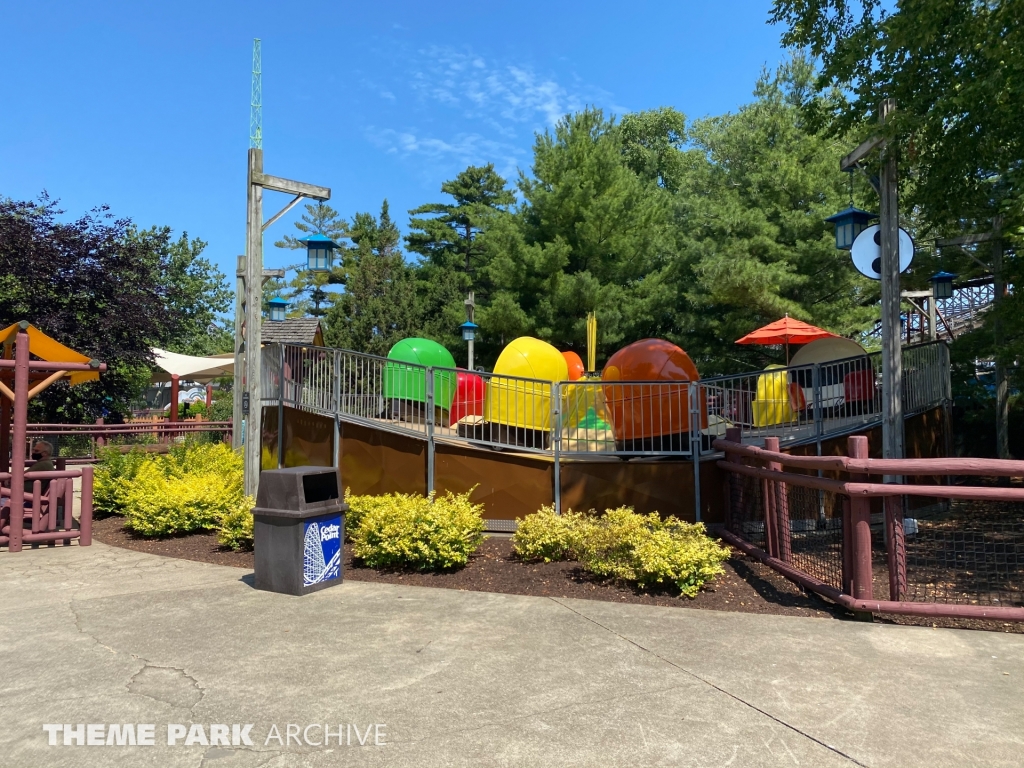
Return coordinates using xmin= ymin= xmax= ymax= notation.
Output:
xmin=426 ymin=367 xmax=435 ymax=495
xmin=277 ymin=345 xmax=285 ymax=469
xmin=80 ymin=465 xmax=93 ymax=546
xmin=552 ymin=382 xmax=561 ymax=515
xmin=724 ymin=427 xmax=742 ymax=532
xmin=761 ymin=437 xmax=779 ymax=558
xmin=884 ymin=495 xmax=906 ymax=601
xmin=847 ymin=435 xmax=874 ymax=616
xmin=332 ymin=349 xmax=342 ymax=471
xmin=764 ymin=437 xmax=790 ymax=562
xmin=690 ymin=382 xmax=702 ymax=522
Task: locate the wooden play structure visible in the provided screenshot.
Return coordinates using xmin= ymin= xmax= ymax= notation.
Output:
xmin=0 ymin=322 xmax=103 ymax=552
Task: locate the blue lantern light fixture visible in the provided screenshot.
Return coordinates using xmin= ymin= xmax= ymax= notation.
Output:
xmin=268 ymin=296 xmax=288 ymax=322
xmin=824 ymin=206 xmax=877 ymax=251
xmin=460 ymin=321 xmax=479 ymax=342
xmin=300 ymin=233 xmax=340 ymax=273
xmin=929 ymin=271 xmax=957 ymax=301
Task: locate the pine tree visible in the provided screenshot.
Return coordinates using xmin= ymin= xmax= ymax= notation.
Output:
xmin=272 ymin=201 xmax=350 ymax=318
xmin=324 ymin=201 xmax=420 ymax=356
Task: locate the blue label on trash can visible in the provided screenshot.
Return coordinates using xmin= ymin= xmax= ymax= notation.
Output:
xmin=302 ymin=514 xmax=342 ymax=587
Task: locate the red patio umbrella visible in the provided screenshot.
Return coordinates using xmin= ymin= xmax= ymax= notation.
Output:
xmin=735 ymin=314 xmax=838 ymax=364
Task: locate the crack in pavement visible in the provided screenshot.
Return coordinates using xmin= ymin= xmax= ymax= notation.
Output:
xmin=549 ymin=597 xmax=870 ymax=768
xmin=391 ymin=680 xmax=693 ymax=746
xmin=69 ymin=598 xmax=209 ymax=720
xmin=129 ymin=664 xmax=207 ymax=718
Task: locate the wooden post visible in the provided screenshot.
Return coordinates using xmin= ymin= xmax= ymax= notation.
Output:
xmin=80 ymin=465 xmax=93 ymax=546
xmin=206 ymin=383 xmax=213 ymax=410
xmin=244 ymin=148 xmax=264 ymax=499
xmin=9 ymin=328 xmax=30 ymax=552
xmin=764 ymin=436 xmax=791 ymax=562
xmin=169 ymin=373 xmax=180 ymax=423
xmin=878 ymin=99 xmax=904 ymax=463
xmin=993 ymin=230 xmax=1009 ymax=459
xmin=0 ymin=342 xmax=10 ymax=474
xmin=928 ymin=294 xmax=937 ymax=342
xmin=762 ymin=437 xmax=779 ymax=559
xmin=847 ymin=436 xmax=875 ymax=612
xmin=724 ymin=426 xmax=742 ymax=532
xmin=233 ymin=253 xmax=246 ymax=451
xmin=884 ymin=495 xmax=905 ymax=601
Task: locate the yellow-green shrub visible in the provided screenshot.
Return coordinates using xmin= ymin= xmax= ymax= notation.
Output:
xmin=575 ymin=507 xmax=729 ymax=597
xmin=511 ymin=505 xmax=586 ymax=562
xmin=93 ymin=446 xmax=150 ymax=516
xmin=343 ymin=489 xmax=398 ymax=539
xmin=217 ymin=507 xmax=254 ymax=551
xmin=121 ymin=442 xmax=253 ymax=539
xmin=351 ymin=490 xmax=484 ymax=570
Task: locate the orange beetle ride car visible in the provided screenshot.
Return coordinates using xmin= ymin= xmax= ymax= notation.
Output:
xmin=561 ymin=350 xmax=585 ymax=381
xmin=601 ymin=339 xmax=707 ymax=452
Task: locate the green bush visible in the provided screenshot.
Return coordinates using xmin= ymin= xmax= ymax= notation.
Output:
xmin=510 ymin=505 xmax=584 ymax=562
xmin=93 ymin=446 xmax=150 ymax=516
xmin=512 ymin=505 xmax=730 ymax=598
xmin=118 ymin=442 xmax=254 ymax=539
xmin=351 ymin=490 xmax=485 ymax=570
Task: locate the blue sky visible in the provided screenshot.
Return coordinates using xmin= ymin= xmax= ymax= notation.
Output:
xmin=1 ymin=0 xmax=788 ymax=289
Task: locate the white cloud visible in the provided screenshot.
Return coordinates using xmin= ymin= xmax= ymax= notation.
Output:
xmin=358 ymin=44 xmax=615 ymax=178
xmin=409 ymin=46 xmax=605 ymax=129
xmin=367 ymin=126 xmax=522 ymax=171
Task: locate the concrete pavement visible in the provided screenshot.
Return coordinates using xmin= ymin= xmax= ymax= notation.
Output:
xmin=1 ymin=542 xmax=1021 ymax=767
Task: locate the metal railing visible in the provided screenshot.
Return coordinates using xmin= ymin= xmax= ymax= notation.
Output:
xmin=263 ymin=340 xmax=951 ymax=516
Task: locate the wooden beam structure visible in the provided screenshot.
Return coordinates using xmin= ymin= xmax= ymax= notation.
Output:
xmin=252 ymin=173 xmax=330 ymax=201
xmin=840 ymin=135 xmax=885 ymax=172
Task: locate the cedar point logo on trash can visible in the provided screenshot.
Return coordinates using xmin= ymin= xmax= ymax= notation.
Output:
xmin=303 ymin=517 xmax=341 ymax=586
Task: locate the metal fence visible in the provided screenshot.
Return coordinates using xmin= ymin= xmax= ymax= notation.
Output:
xmin=262 ymin=340 xmax=951 ymax=515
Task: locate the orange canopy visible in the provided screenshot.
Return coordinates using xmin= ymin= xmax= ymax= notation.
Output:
xmin=0 ymin=322 xmax=100 ymax=385
xmin=735 ymin=317 xmax=838 ymax=347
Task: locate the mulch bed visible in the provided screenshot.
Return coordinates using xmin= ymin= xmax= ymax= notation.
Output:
xmin=90 ymin=516 xmax=1022 ymax=633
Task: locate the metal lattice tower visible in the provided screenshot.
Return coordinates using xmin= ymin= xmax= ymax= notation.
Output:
xmin=249 ymin=38 xmax=262 ymax=149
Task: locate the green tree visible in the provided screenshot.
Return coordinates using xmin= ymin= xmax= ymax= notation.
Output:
xmin=661 ymin=58 xmax=879 ymax=372
xmin=771 ymin=0 xmax=1024 ymax=396
xmin=324 ymin=201 xmax=420 ymax=356
xmin=273 ymin=201 xmax=351 ymax=318
xmin=0 ymin=196 xmax=231 ymax=421
xmin=129 ymin=226 xmax=233 ymax=356
xmin=407 ymin=164 xmax=515 ymax=353
xmin=476 ymin=108 xmax=676 ymax=366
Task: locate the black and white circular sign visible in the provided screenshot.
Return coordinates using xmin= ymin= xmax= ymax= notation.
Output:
xmin=850 ymin=224 xmax=915 ymax=280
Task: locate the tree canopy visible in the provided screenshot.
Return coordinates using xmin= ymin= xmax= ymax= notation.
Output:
xmin=0 ymin=195 xmax=231 ymax=421
xmin=770 ymin=0 xmax=1023 ymax=387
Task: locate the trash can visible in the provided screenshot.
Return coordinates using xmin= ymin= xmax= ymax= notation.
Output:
xmin=253 ymin=466 xmax=348 ymax=596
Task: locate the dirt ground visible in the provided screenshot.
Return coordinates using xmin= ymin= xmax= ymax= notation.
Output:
xmin=89 ymin=516 xmax=1022 ymax=633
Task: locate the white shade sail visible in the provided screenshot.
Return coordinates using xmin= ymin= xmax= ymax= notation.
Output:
xmin=150 ymin=348 xmax=235 ymax=384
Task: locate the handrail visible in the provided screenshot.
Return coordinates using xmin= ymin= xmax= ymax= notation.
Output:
xmin=712 ymin=437 xmax=1024 ymax=477
xmin=717 ymin=459 xmax=1024 ymax=500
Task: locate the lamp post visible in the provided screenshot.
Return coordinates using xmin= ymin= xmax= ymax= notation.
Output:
xmin=463 ymin=291 xmax=477 ymax=370
xmin=235 ymin=148 xmax=331 ymax=499
xmin=832 ymin=99 xmax=903 ymax=462
xmin=460 ymin=321 xmax=479 ymax=370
